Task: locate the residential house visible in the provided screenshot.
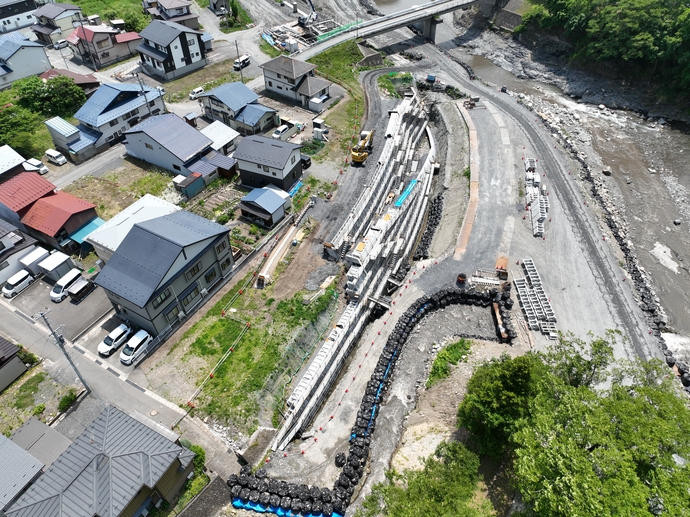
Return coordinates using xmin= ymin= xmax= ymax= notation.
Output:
xmin=0 ymin=337 xmax=31 ymax=394
xmin=124 ymin=113 xmax=236 ymax=184
xmin=0 ymin=434 xmax=43 ymax=514
xmin=5 ymin=405 xmax=196 ymax=517
xmin=84 ymin=194 xmax=180 ymax=263
xmin=137 ymin=19 xmax=207 ymax=80
xmin=95 ymin=210 xmax=233 ymax=336
xmin=66 ymin=24 xmax=141 ymax=68
xmin=198 ymin=120 xmax=240 ymax=155
xmin=0 ymin=219 xmax=37 ymax=285
xmin=200 ymin=82 xmax=278 ymax=135
xmin=0 ymin=144 xmax=26 ymax=182
xmin=0 ymin=32 xmax=49 ymax=90
xmin=10 ymin=417 xmax=72 ymax=469
xmin=260 ymin=55 xmax=331 ymax=109
xmin=0 ymin=0 xmax=38 ymax=33
xmin=44 ymin=83 xmax=165 ymax=163
xmin=234 ymin=135 xmax=302 ymax=191
xmin=39 ymin=68 xmax=100 ymax=97
xmin=146 ymin=0 xmax=199 ymax=29
xmin=239 ymin=187 xmax=286 ymax=227
xmin=0 ymin=172 xmax=55 ymax=229
xmin=30 ymin=2 xmax=83 ymax=46
xmin=20 ymin=190 xmax=101 ymax=253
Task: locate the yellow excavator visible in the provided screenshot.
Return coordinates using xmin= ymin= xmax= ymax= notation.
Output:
xmin=351 ymin=130 xmax=374 ymax=165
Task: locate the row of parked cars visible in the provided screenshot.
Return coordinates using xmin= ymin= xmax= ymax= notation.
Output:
xmin=2 ymin=267 xmax=95 ymax=302
xmin=97 ymin=324 xmax=152 ymax=365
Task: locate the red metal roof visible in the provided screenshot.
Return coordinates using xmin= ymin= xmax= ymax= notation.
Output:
xmin=0 ymin=172 xmax=55 ymax=213
xmin=115 ymin=32 xmax=141 ymax=43
xmin=21 ymin=191 xmax=96 ymax=236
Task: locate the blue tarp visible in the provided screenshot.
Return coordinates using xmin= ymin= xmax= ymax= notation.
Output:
xmin=394 ymin=179 xmax=418 ymax=207
xmin=288 ymin=181 xmax=303 ymax=197
xmin=232 ymin=498 xmax=344 ymax=517
xmin=69 ymin=217 xmax=105 ymax=244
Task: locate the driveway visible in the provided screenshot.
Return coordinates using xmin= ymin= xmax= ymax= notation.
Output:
xmin=8 ymin=276 xmax=113 ymax=341
xmin=47 ymin=144 xmax=127 ymax=190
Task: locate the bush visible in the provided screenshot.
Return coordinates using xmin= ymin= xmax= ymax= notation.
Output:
xmin=33 ymin=403 xmax=45 ymax=416
xmin=189 ymin=444 xmax=206 ymax=475
xmin=17 ymin=346 xmax=38 ymax=366
xmin=58 ymin=390 xmax=78 ymax=412
xmin=216 ymin=214 xmax=230 ymax=225
xmin=427 ymin=339 xmax=471 ymax=387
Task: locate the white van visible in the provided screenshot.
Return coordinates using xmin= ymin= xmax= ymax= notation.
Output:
xmin=233 ymin=54 xmax=250 ymax=70
xmin=50 ymin=268 xmax=82 ymax=303
xmin=45 ymin=149 xmax=67 ymax=166
xmin=189 ymin=87 xmax=205 ymax=100
xmin=24 ymin=158 xmax=49 ymax=175
xmin=2 ymin=270 xmax=34 ymax=298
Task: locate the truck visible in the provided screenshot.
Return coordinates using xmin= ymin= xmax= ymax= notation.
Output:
xmin=351 ymin=129 xmax=374 ymax=165
xmin=272 ymin=119 xmax=301 ymax=141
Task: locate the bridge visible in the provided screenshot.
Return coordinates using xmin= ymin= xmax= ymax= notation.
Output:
xmin=297 ymin=0 xmax=481 ymax=60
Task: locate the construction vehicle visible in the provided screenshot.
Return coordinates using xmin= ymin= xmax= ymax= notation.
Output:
xmin=463 ymin=95 xmax=480 ymax=109
xmin=351 ymin=129 xmax=374 ymax=165
xmin=470 ymin=255 xmax=510 ymax=285
xmin=298 ymin=0 xmax=318 ymax=26
xmin=495 ymin=255 xmax=509 ymax=281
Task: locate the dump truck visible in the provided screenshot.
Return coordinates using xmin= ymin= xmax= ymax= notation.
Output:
xmin=351 ymin=129 xmax=374 ymax=165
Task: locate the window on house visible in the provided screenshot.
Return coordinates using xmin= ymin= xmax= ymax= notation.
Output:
xmin=272 ymin=172 xmax=276 ymax=176
xmin=145 ymin=143 xmax=153 ymax=150
xmin=174 ymin=45 xmax=178 ymax=49
xmin=173 ymin=164 xmax=181 ymax=171
xmin=183 ymin=286 xmax=199 ymax=306
xmin=151 ymin=288 xmax=171 ymax=309
xmin=268 ymin=81 xmax=272 ymax=87
xmin=0 ymin=261 xmax=9 ymax=271
xmin=216 ymin=239 xmax=227 ymax=254
xmin=101 ymin=52 xmax=109 ymax=58
xmin=189 ymin=39 xmax=195 ymax=46
xmin=220 ymin=257 xmax=231 ymax=271
xmin=263 ymin=166 xmax=269 ymax=172
xmin=195 ymin=52 xmax=199 ymax=57
xmin=97 ymin=39 xmax=108 ymax=49
xmin=185 ymin=261 xmax=202 ymax=280
xmin=165 ymin=303 xmax=180 ymax=322
xmin=149 ymin=101 xmax=155 ymax=107
xmin=109 ymin=119 xmax=118 ymax=127
xmin=204 ymin=268 xmax=216 ymax=284
xmin=291 ymin=155 xmax=295 ymax=164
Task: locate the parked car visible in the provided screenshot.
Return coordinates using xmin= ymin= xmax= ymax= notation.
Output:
xmin=272 ymin=125 xmax=289 ymax=140
xmin=98 ymin=323 xmax=132 ymax=357
xmin=45 ymin=149 xmax=67 ymax=165
xmin=2 ymin=270 xmax=34 ymax=298
xmin=189 ymin=87 xmax=205 ymax=100
xmin=120 ymin=329 xmax=152 ymax=365
xmin=24 ymin=158 xmax=49 ymax=175
xmin=50 ymin=268 xmax=82 ymax=303
xmin=53 ymin=39 xmax=68 ymax=49
xmin=233 ymin=54 xmax=250 ymax=70
xmin=300 ymin=153 xmax=311 ymax=169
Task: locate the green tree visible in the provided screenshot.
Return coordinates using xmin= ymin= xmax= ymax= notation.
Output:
xmin=43 ymin=76 xmax=87 ymax=118
xmin=457 ymin=353 xmax=545 ymax=458
xmin=123 ymin=11 xmax=148 ymax=33
xmin=230 ymin=0 xmax=239 ymax=20
xmin=8 ymin=132 xmax=40 ymax=159
xmin=0 ymin=102 xmax=41 ymax=147
xmin=12 ymin=76 xmax=46 ymax=113
xmin=541 ymin=330 xmax=615 ymax=388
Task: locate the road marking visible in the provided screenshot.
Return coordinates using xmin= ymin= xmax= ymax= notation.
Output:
xmin=106 ymin=367 xmax=120 ymax=377
xmin=126 ymin=379 xmax=146 ymax=392
xmin=13 ymin=310 xmax=35 ymax=324
xmin=73 ymin=346 xmax=85 ymax=354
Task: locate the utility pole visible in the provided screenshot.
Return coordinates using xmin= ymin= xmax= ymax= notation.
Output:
xmin=135 ymin=73 xmax=153 ymax=117
xmin=36 ymin=310 xmax=91 ymax=394
xmin=235 ymin=40 xmax=243 ymax=83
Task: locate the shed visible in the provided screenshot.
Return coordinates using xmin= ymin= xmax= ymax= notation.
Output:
xmin=199 ymin=121 xmax=240 ymax=155
xmin=37 ymin=251 xmax=73 ymax=282
xmin=183 ymin=112 xmax=198 ymax=128
xmin=10 ymin=417 xmax=72 ymax=468
xmin=0 ymin=337 xmax=27 ymax=394
xmin=263 ymin=184 xmax=292 ymax=211
xmin=173 ymin=173 xmax=205 ymax=198
xmin=18 ymin=247 xmax=50 ymax=276
xmin=239 ymin=188 xmax=286 ymax=227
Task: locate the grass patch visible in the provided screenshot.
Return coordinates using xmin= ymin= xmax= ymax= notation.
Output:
xmin=163 ymin=62 xmax=248 ymax=102
xmin=427 ymin=339 xmax=472 ymax=388
xmin=377 ymin=72 xmax=413 ymax=98
xmin=300 ymin=139 xmax=325 ymax=155
xmin=308 ymin=40 xmax=366 ymax=155
xmin=259 ymin=39 xmax=286 ymax=58
xmin=197 ymin=0 xmax=210 ymax=7
xmin=72 ymin=0 xmax=139 ymax=16
xmin=219 ymin=2 xmax=253 ymax=34
xmin=463 ymin=167 xmax=471 ymax=189
xmin=13 ymin=372 xmax=45 ymax=410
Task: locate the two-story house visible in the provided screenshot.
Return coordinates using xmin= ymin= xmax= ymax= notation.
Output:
xmin=199 ymin=82 xmax=278 ymax=135
xmin=95 ymin=210 xmax=233 ymax=336
xmin=66 ymin=24 xmax=141 ymax=68
xmin=30 ymin=2 xmax=84 ymax=46
xmin=146 ymin=0 xmax=199 ymax=29
xmin=0 ymin=32 xmax=49 ymax=90
xmin=0 ymin=219 xmax=37 ymax=285
xmin=234 ymin=135 xmax=302 ymax=191
xmin=124 ymin=113 xmax=235 ymax=184
xmin=0 ymin=0 xmax=38 ymax=33
xmin=5 ymin=405 xmax=196 ymax=517
xmin=44 ymin=83 xmax=166 ymax=163
xmin=260 ymin=55 xmax=331 ymax=109
xmin=137 ymin=19 xmax=207 ymax=80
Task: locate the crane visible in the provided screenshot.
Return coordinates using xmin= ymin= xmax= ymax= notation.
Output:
xmin=298 ymin=0 xmax=318 ymax=26
xmin=351 ymin=129 xmax=374 ymax=165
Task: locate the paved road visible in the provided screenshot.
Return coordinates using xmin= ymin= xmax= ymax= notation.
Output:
xmin=47 ymin=144 xmax=127 ymax=190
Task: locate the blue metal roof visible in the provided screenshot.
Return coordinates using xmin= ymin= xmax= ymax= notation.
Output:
xmin=68 ymin=125 xmax=102 ymax=152
xmin=203 ymin=82 xmax=258 ymax=114
xmin=201 ymin=32 xmax=213 ymax=42
xmin=234 ymin=103 xmax=275 ymax=127
xmin=74 ymin=83 xmax=163 ymax=127
xmin=95 ymin=211 xmax=228 ymax=307
xmin=0 ymin=39 xmax=42 ymax=61
xmin=188 ymin=158 xmax=216 ymax=177
xmin=0 ymin=32 xmax=29 ymax=45
xmin=241 ymin=188 xmax=284 ymax=215
xmin=126 ymin=113 xmax=211 ymax=163
xmin=69 ymin=217 xmax=105 ymax=244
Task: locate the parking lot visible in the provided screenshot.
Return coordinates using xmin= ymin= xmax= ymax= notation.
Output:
xmin=9 ymin=275 xmax=113 ymax=341
xmin=74 ymin=313 xmax=137 ymax=373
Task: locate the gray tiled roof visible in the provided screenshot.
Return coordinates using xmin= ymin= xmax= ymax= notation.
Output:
xmin=94 ymin=211 xmax=228 ymax=307
xmin=202 ymin=82 xmax=258 ymax=113
xmin=125 ymin=113 xmax=212 ymax=163
xmin=5 ymin=406 xmax=194 ymax=517
xmin=32 ymin=2 xmax=80 ymax=19
xmin=234 ymin=104 xmax=275 ymax=127
xmin=139 ymin=19 xmax=200 ymax=47
xmin=234 ymin=136 xmax=300 ymax=169
xmin=0 ymin=218 xmax=17 ymax=238
xmin=295 ymin=75 xmax=331 ymax=97
xmin=0 ymin=435 xmax=44 ymax=511
xmin=10 ymin=418 xmax=72 ymax=469
xmin=260 ymin=55 xmax=315 ymax=79
xmin=74 ymin=83 xmax=163 ymax=127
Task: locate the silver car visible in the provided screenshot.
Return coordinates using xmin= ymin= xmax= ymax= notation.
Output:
xmin=98 ymin=324 xmax=132 ymax=357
